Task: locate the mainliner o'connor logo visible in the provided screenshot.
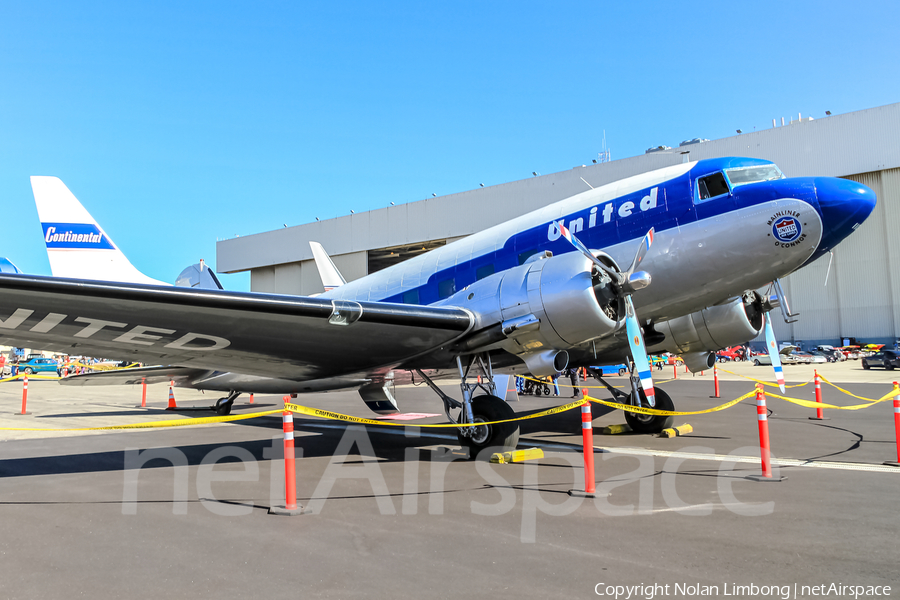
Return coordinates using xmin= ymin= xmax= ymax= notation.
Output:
xmin=767 ymin=211 xmax=807 ymax=248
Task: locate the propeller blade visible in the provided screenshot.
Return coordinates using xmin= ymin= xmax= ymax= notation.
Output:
xmin=626 ymin=228 xmax=655 ymax=275
xmin=624 ymin=296 xmax=656 ymax=407
xmin=763 ymin=314 xmax=786 ymax=393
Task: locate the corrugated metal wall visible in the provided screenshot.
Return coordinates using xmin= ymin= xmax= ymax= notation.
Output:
xmin=772 ymin=167 xmax=900 ymax=345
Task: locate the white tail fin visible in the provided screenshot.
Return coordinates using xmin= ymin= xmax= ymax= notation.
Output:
xmin=31 ymin=176 xmax=168 ymax=286
xmin=309 ymin=241 xmax=346 ymax=292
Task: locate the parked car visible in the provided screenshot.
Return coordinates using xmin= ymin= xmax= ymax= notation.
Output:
xmin=597 ymin=363 xmax=628 ymax=376
xmin=716 ymin=346 xmax=748 ymax=362
xmin=809 ymin=349 xmax=837 ymax=363
xmin=15 ymin=357 xmax=59 ymax=375
xmin=816 ymin=345 xmax=846 ymax=361
xmin=861 ymin=350 xmax=900 ymax=370
xmin=753 ymin=347 xmax=802 ymax=366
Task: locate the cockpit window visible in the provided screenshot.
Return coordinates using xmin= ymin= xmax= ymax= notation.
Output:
xmin=696 ymin=172 xmax=730 ymax=201
xmin=725 ymin=165 xmax=784 ymax=187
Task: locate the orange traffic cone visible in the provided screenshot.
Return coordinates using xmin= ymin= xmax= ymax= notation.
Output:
xmin=165 ymin=386 xmax=177 ymax=410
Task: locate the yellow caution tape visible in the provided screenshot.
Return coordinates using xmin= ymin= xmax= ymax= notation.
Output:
xmin=0 ymin=409 xmax=284 ymax=431
xmin=716 ymin=367 xmax=811 ymax=389
xmin=0 ymin=374 xmax=62 ymax=383
xmin=284 ymin=399 xmax=585 ymax=428
xmin=816 ymin=374 xmax=893 ymax=402
xmin=764 ymin=390 xmax=896 ymax=411
xmin=584 ymin=391 xmax=756 ymax=416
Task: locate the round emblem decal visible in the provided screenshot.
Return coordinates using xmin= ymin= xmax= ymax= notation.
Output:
xmin=772 ymin=216 xmax=801 ymax=243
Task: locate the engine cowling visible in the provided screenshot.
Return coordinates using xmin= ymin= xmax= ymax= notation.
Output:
xmin=653 ymin=295 xmax=763 ymax=360
xmin=446 ymin=251 xmax=623 ymax=376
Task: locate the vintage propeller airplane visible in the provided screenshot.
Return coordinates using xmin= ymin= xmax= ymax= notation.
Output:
xmin=1 ymin=158 xmax=874 ymax=453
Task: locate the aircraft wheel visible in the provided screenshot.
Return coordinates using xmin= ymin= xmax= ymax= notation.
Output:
xmin=624 ymin=387 xmax=674 ymax=434
xmin=214 ymin=397 xmax=234 ymax=416
xmin=457 ymin=395 xmax=520 ymax=456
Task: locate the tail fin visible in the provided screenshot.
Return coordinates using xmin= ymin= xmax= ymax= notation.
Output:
xmin=31 ymin=176 xmax=168 ymax=286
xmin=309 ymin=241 xmax=346 ymax=292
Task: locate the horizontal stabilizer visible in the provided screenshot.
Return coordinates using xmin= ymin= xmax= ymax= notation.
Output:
xmin=0 ymin=258 xmax=21 ymax=274
xmin=175 ymin=260 xmax=224 ymax=290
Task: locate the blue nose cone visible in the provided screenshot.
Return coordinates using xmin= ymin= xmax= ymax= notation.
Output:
xmin=815 ymin=177 xmax=876 ymax=253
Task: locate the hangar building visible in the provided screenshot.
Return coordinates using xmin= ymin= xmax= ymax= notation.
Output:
xmin=216 ymin=103 xmax=900 ymax=347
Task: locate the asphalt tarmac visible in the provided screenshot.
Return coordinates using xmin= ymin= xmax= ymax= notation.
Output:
xmin=0 ymin=362 xmax=898 ymax=599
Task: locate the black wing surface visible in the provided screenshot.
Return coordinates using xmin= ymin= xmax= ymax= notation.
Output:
xmin=0 ymin=274 xmax=473 ymax=381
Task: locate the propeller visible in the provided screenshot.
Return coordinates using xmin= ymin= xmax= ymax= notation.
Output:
xmin=558 ymin=223 xmax=657 ymax=406
xmin=763 ymin=313 xmax=786 ymax=394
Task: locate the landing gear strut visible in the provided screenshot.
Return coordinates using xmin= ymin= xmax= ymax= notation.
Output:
xmin=212 ymin=391 xmax=241 ymax=416
xmin=590 ymin=366 xmax=674 ymax=434
xmin=415 ymin=353 xmax=519 ymax=456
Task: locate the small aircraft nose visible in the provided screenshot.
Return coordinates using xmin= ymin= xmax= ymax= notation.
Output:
xmin=815 ymin=177 xmax=876 ymax=252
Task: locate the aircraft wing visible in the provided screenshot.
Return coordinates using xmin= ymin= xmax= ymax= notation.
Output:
xmin=0 ymin=274 xmax=473 ymax=381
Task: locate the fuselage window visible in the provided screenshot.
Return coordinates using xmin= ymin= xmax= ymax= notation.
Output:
xmin=696 ymin=172 xmax=730 ymax=201
xmin=438 ymin=278 xmax=456 ymax=299
xmin=402 ymin=289 xmax=419 ymax=304
xmin=476 ymin=264 xmax=495 ymax=280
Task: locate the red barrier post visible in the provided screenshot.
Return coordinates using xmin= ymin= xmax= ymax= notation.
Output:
xmin=749 ymin=385 xmax=785 ymax=482
xmin=673 ymin=361 xmax=677 ymax=380
xmin=141 ymin=379 xmax=147 ymax=408
xmin=712 ymin=364 xmax=720 ymax=398
xmin=809 ymin=370 xmax=828 ymax=420
xmin=885 ymin=382 xmax=900 ymax=467
xmin=569 ymin=390 xmax=598 ymax=497
xmin=18 ymin=375 xmax=31 ymax=415
xmin=249 ymin=393 xmax=254 ymax=404
xmin=269 ymin=403 xmax=308 ymax=515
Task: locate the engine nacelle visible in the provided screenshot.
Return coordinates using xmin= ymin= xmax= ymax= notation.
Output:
xmin=653 ymin=296 xmax=763 ymax=356
xmin=681 ymin=351 xmax=716 ymax=374
xmin=446 ymin=251 xmax=622 ymax=376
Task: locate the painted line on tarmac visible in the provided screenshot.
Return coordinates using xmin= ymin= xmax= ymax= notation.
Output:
xmin=596 ymin=446 xmax=900 ymax=473
xmin=297 ymin=423 xmax=898 ymax=473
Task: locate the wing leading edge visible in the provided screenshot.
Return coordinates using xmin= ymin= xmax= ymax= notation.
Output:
xmin=0 ymin=274 xmax=473 ymax=382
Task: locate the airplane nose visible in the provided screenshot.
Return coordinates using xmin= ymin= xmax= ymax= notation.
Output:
xmin=815 ymin=177 xmax=876 ymax=252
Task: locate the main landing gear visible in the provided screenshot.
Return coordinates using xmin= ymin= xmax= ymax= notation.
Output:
xmin=212 ymin=391 xmax=241 ymax=416
xmin=416 ymin=353 xmax=519 ymax=456
xmin=591 ymin=364 xmax=674 ymax=434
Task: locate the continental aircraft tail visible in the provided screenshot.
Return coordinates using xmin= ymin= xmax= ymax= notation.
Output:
xmin=31 ymin=176 xmax=170 ymax=286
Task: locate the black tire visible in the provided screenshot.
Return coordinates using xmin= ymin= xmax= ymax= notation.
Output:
xmin=543 ymin=384 xmax=551 ymax=395
xmin=618 ymin=368 xmax=627 ymax=376
xmin=534 ymin=385 xmax=542 ymax=396
xmin=886 ymin=364 xmax=894 ymax=371
xmin=862 ymin=361 xmax=870 ymax=370
xmin=24 ymin=367 xmax=33 ymax=374
xmin=457 ymin=395 xmax=520 ymax=456
xmin=214 ymin=397 xmax=234 ymax=416
xmin=754 ymin=359 xmax=761 ymax=366
xmin=624 ymin=387 xmax=675 ymax=434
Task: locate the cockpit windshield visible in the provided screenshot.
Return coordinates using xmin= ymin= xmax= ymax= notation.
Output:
xmin=725 ymin=165 xmax=784 ymax=187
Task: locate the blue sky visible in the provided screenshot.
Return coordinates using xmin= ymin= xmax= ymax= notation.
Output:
xmin=1 ymin=1 xmax=897 ymax=290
